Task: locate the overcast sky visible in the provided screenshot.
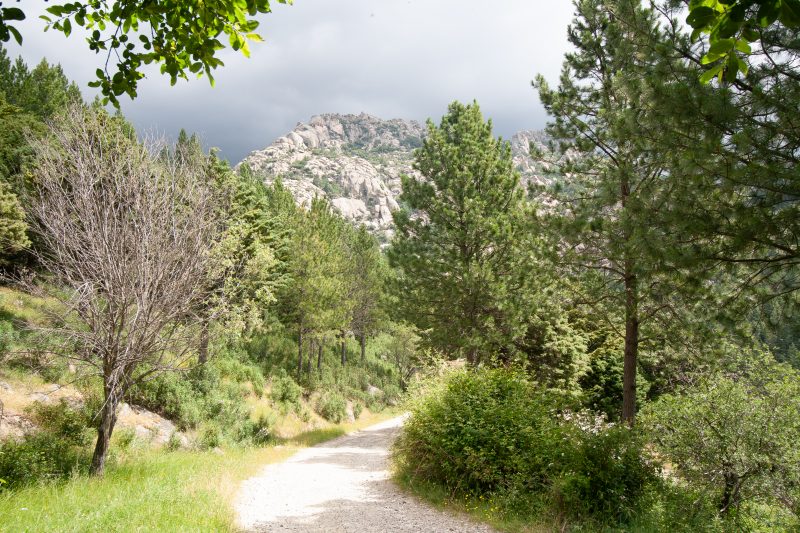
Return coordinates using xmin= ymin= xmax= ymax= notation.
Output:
xmin=7 ymin=1 xmax=576 ymax=164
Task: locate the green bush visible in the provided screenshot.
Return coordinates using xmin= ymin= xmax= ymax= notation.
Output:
xmin=271 ymin=370 xmax=302 ymax=406
xmin=214 ymin=356 xmax=266 ymax=396
xmin=640 ymin=358 xmax=800 ymax=521
xmin=113 ymin=427 xmax=137 ymax=451
xmin=0 ymin=319 xmax=17 ymax=357
xmin=0 ymin=433 xmax=91 ymax=490
xmin=395 ymin=368 xmax=657 ymax=525
xmin=127 ymin=371 xmax=203 ymax=429
xmin=0 ymin=401 xmax=95 ymax=490
xmin=554 ymin=419 xmax=657 ymax=522
xmin=126 ymin=361 xmax=254 ymax=443
xmin=26 ymin=399 xmax=94 ymax=446
xmin=579 ymin=341 xmax=649 ymax=422
xmin=316 ymin=391 xmax=347 ymax=423
xmin=248 ymin=413 xmax=276 ymax=445
xmin=165 ymin=431 xmax=183 ymax=451
xmin=395 ymin=369 xmax=563 ymax=495
xmin=353 ymin=402 xmax=363 ymax=420
xmin=198 ymin=424 xmax=223 ymax=449
xmin=382 ymin=383 xmax=402 ymax=406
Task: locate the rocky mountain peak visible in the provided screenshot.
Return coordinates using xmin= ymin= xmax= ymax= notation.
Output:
xmin=238 ymin=113 xmax=550 ymax=242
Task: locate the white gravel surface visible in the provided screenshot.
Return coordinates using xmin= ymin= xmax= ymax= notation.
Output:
xmin=235 ymin=416 xmax=496 ymax=532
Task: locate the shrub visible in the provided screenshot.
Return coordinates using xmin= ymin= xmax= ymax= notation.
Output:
xmin=127 ymin=371 xmax=203 ymax=429
xmin=214 ymin=356 xmax=266 ymax=395
xmin=26 ymin=399 xmax=94 ymax=446
xmin=248 ymin=413 xmax=276 ymax=445
xmin=382 ymin=383 xmax=402 ymax=406
xmin=640 ymin=358 xmax=800 ymax=519
xmin=0 ymin=400 xmax=96 ymax=490
xmin=0 ymin=433 xmax=91 ymax=489
xmin=579 ymin=342 xmax=649 ymax=422
xmin=165 ymin=431 xmax=183 ymax=451
xmin=113 ymin=427 xmax=137 ymax=451
xmin=271 ymin=370 xmax=302 ymax=407
xmin=353 ymin=402 xmax=363 ymax=420
xmin=394 ymin=368 xmax=563 ymax=495
xmin=394 ymin=368 xmax=658 ymax=525
xmin=316 ymin=391 xmax=347 ymax=423
xmin=554 ymin=421 xmax=657 ymax=522
xmin=198 ymin=424 xmax=223 ymax=449
xmin=126 ymin=360 xmax=255 ymax=442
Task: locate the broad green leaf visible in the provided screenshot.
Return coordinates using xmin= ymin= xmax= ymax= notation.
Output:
xmin=700 ymin=62 xmax=725 ymax=83
xmin=734 ymin=39 xmax=751 ymax=54
xmin=687 ymin=6 xmax=717 ymax=28
xmin=7 ymin=25 xmax=21 ymax=44
xmin=2 ymin=8 xmax=25 ymax=21
xmin=757 ymin=0 xmax=781 ymax=27
xmin=780 ymin=0 xmax=800 ymax=27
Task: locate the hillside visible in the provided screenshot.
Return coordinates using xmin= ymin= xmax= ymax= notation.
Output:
xmin=238 ymin=113 xmax=553 ymax=242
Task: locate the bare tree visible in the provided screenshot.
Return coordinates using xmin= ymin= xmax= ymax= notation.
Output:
xmin=25 ymin=107 xmax=219 ymax=475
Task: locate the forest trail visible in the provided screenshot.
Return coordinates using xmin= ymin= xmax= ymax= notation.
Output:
xmin=235 ymin=416 xmax=496 ymax=532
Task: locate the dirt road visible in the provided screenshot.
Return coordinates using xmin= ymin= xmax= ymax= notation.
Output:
xmin=235 ymin=416 xmax=495 ymax=532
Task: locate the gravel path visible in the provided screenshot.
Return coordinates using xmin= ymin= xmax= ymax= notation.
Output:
xmin=235 ymin=416 xmax=496 ymax=532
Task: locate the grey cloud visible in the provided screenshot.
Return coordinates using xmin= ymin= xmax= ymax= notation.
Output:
xmin=7 ymin=0 xmax=575 ymax=164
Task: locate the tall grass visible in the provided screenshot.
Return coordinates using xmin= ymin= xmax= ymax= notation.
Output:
xmin=0 ymin=410 xmax=399 ymax=532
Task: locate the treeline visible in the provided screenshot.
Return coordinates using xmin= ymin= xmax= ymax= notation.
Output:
xmin=0 ymin=44 xmax=408 ymax=482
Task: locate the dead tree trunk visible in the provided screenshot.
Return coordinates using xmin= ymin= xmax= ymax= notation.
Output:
xmin=360 ymin=333 xmax=366 ymax=365
xmin=90 ymin=385 xmax=122 ymax=476
xmin=317 ymin=341 xmax=323 ymax=371
xmin=198 ymin=318 xmax=210 ymax=364
xmin=340 ymin=333 xmax=347 ymax=366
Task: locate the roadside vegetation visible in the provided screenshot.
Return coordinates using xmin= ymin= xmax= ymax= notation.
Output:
xmin=1 ymin=0 xmax=800 ymax=530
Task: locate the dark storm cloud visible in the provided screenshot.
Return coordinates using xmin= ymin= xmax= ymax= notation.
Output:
xmin=7 ymin=1 xmax=574 ymax=164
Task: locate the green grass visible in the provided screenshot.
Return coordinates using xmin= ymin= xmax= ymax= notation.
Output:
xmin=0 ymin=410 xmax=400 ymax=532
xmin=0 ymin=286 xmax=56 ymax=326
xmin=394 ymin=472 xmax=800 ymax=533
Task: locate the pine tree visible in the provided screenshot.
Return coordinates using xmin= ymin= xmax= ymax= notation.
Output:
xmin=534 ymin=0 xmax=693 ymax=423
xmin=281 ymin=198 xmax=350 ymax=375
xmin=0 ymin=179 xmax=27 ymax=265
xmin=635 ymin=2 xmax=800 ymax=299
xmin=388 ymin=101 xmax=533 ymax=365
xmin=346 ymin=226 xmax=387 ymax=364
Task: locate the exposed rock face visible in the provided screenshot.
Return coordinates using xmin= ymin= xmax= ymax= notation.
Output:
xmin=238 ymin=113 xmax=550 ymax=241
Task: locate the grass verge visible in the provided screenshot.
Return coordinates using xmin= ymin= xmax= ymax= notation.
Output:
xmin=0 ymin=409 xmax=400 ymax=532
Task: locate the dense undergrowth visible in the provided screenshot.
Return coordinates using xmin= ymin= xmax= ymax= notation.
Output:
xmin=0 ymin=287 xmax=407 ymax=492
xmin=394 ymin=368 xmax=800 ymax=532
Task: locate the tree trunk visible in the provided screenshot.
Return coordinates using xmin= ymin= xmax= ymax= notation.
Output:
xmin=622 ymin=265 xmax=639 ymax=425
xmin=297 ymin=326 xmax=304 ymax=377
xmin=360 ymin=333 xmax=366 ymax=365
xmin=317 ymin=342 xmax=323 ymax=371
xmin=341 ymin=335 xmax=346 ymax=366
xmin=90 ymin=388 xmax=120 ymax=476
xmin=720 ymin=472 xmax=738 ymax=515
xmin=306 ymin=336 xmax=313 ymax=375
xmin=466 ymin=347 xmax=478 ymax=367
xmin=198 ymin=318 xmax=209 ymax=365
